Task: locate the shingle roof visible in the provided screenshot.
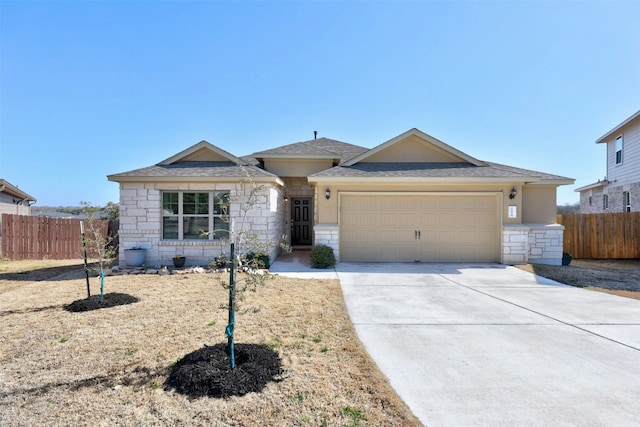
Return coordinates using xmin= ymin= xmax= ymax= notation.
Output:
xmin=251 ymin=137 xmax=368 ymax=163
xmin=309 ymin=161 xmax=572 ymax=183
xmin=108 ymin=162 xmax=279 ymax=180
xmin=0 ymin=178 xmax=37 ymax=202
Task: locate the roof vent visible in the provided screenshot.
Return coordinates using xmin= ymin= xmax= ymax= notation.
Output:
xmin=314 ymin=130 xmax=317 ymax=140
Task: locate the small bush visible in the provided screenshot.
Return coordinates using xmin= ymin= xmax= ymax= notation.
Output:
xmin=309 ymin=245 xmax=336 ymax=269
xmin=244 ymin=251 xmax=270 ymax=268
xmin=212 ymin=254 xmax=229 ymax=269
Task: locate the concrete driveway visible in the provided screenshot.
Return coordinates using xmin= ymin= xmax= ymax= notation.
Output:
xmin=336 ymin=262 xmax=640 ymax=427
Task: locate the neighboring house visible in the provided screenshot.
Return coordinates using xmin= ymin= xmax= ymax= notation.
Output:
xmin=0 ymin=179 xmax=36 ymax=216
xmin=576 ymin=110 xmax=640 ymax=213
xmin=108 ymin=128 xmax=574 ymax=266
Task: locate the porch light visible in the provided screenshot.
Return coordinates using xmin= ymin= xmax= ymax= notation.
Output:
xmin=509 ymin=187 xmax=517 ymax=199
xmin=325 ymin=188 xmax=331 ymax=200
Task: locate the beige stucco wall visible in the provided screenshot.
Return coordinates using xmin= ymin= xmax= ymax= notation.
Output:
xmin=314 ymin=182 xmax=530 ymax=225
xmin=521 ymin=185 xmax=557 ymax=223
xmin=263 ymin=159 xmax=334 ymax=177
xmin=0 ymin=202 xmax=31 ymax=216
xmin=362 ymin=135 xmax=466 ymax=163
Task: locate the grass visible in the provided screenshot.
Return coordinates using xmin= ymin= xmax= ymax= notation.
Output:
xmin=0 ymin=259 xmax=420 ymax=426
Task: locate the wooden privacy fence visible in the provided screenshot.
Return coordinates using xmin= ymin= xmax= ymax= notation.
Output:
xmin=558 ymin=212 xmax=640 ymax=259
xmin=0 ymin=214 xmax=114 ymax=260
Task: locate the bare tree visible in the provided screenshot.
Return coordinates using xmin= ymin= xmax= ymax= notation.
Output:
xmin=80 ymin=202 xmax=118 ymax=302
xmin=210 ymin=177 xmax=289 ymax=368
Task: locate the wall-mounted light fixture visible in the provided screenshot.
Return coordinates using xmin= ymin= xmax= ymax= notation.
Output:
xmin=325 ymin=188 xmax=331 ymax=200
xmin=284 ymin=196 xmax=289 ymax=202
xmin=509 ymin=187 xmax=517 ymax=199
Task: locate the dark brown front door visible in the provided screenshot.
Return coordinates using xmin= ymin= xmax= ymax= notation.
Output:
xmin=291 ymin=198 xmax=312 ymax=245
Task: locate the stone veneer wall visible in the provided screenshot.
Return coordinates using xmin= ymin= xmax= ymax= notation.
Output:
xmin=579 ymin=186 xmax=605 ymax=214
xmin=118 ymin=182 xmax=284 ymax=267
xmin=503 ymin=224 xmax=564 ymax=266
xmin=313 ymin=224 xmax=339 ymax=260
xmin=580 ymin=182 xmax=640 ymax=213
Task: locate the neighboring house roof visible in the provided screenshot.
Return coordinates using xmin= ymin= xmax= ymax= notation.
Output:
xmin=596 ymin=109 xmax=640 ymax=143
xmin=107 ymin=141 xmax=284 ymax=185
xmin=251 ymin=137 xmax=368 ymax=163
xmin=574 ymin=179 xmax=609 ymax=192
xmin=0 ymin=178 xmax=37 ymax=202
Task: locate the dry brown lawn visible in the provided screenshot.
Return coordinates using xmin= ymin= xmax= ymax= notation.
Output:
xmin=518 ymin=259 xmax=640 ymax=300
xmin=0 ymin=260 xmax=421 ymax=427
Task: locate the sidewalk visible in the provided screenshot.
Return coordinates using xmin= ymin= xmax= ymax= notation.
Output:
xmin=269 ymin=251 xmax=338 ymax=279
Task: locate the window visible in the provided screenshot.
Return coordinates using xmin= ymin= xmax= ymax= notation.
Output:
xmin=589 ymin=196 xmax=592 ymax=206
xmin=162 ymin=191 xmax=230 ymax=240
xmin=615 ymin=135 xmax=623 ymax=164
xmin=603 ymin=194 xmax=609 ymax=210
xmin=624 ymin=192 xmax=631 ymax=212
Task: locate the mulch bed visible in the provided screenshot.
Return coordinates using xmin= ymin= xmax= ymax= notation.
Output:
xmin=165 ymin=343 xmax=284 ymax=399
xmin=64 ymin=293 xmax=140 ymax=312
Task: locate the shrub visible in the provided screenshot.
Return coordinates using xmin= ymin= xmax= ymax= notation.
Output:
xmin=212 ymin=254 xmax=229 ymax=269
xmin=309 ymin=245 xmax=336 ymax=269
xmin=244 ymin=251 xmax=270 ymax=269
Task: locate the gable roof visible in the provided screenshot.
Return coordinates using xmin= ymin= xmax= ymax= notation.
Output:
xmin=251 ymin=137 xmax=368 ymax=163
xmin=308 ymin=160 xmax=573 ymax=184
xmin=308 ymin=128 xmax=572 ymax=185
xmin=342 ymin=128 xmax=486 ymax=167
xmin=108 ymin=140 xmax=283 ymax=184
xmin=159 ymin=140 xmax=247 ymax=165
xmin=108 ymin=131 xmax=574 ymax=187
xmin=0 ymin=179 xmax=37 ymax=202
xmin=596 ymin=109 xmax=640 ymax=143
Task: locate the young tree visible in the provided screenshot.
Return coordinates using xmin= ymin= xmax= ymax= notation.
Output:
xmin=80 ymin=202 xmax=118 ymax=302
xmin=212 ymin=176 xmax=288 ymax=368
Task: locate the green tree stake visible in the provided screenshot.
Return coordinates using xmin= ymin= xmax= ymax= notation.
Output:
xmin=225 ymin=242 xmax=236 ymax=368
xmin=100 ymin=272 xmax=105 ymax=303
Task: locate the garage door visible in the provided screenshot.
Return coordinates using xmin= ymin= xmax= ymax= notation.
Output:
xmin=340 ymin=194 xmax=500 ymax=262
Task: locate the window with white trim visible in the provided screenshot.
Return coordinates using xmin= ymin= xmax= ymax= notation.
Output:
xmin=162 ymin=191 xmax=230 ymax=240
xmin=603 ymin=194 xmax=608 ymax=210
xmin=615 ymin=135 xmax=623 ymax=164
xmin=624 ymin=191 xmax=631 ymax=212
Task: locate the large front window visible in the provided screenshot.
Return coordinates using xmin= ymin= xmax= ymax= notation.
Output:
xmin=162 ymin=191 xmax=229 ymax=240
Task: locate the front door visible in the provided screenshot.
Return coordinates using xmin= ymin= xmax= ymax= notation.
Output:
xmin=291 ymin=197 xmax=312 ymax=245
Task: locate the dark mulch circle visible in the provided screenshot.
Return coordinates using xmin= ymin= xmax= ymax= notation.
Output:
xmin=165 ymin=343 xmax=284 ymax=399
xmin=64 ymin=293 xmax=140 ymax=312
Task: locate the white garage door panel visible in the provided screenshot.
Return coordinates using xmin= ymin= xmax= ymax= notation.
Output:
xmin=340 ymin=194 xmax=499 ymax=262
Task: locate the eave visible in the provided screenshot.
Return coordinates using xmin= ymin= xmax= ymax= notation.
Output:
xmin=255 ymin=154 xmax=339 ymax=161
xmin=107 ymin=175 xmax=285 ymax=186
xmin=596 ymin=109 xmax=640 ymax=143
xmin=307 ymin=176 xmax=571 ymax=185
xmin=574 ymin=180 xmax=608 ymax=192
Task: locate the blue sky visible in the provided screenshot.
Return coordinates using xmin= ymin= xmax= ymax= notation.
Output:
xmin=1 ymin=0 xmax=639 ymax=207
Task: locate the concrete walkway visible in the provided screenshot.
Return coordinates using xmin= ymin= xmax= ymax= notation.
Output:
xmin=336 ymin=262 xmax=640 ymax=426
xmin=269 ymin=250 xmax=338 ymax=279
